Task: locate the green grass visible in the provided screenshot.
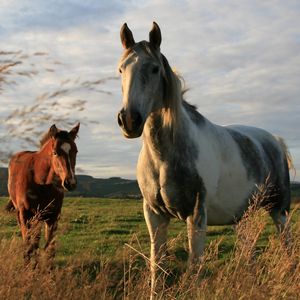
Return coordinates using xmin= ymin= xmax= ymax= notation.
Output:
xmin=1 ymin=196 xmax=297 ymax=265
xmin=0 ymin=197 xmax=208 ymax=264
xmin=0 ymin=196 xmax=299 ymax=299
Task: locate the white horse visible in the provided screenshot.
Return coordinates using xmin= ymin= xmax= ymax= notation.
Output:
xmin=117 ymin=22 xmax=292 ymax=295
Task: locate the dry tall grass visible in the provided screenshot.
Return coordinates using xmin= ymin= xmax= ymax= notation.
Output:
xmin=1 ymin=190 xmax=299 ymax=299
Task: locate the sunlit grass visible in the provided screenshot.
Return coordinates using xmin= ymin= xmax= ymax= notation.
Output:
xmin=0 ymin=197 xmax=299 ymax=299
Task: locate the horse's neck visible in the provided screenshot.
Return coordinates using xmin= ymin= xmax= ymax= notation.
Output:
xmin=34 ymin=141 xmax=55 ymax=185
xmin=143 ymin=109 xmax=186 ymax=158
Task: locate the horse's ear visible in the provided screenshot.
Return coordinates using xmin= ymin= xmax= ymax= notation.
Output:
xmin=120 ymin=23 xmax=135 ymax=49
xmin=49 ymin=124 xmax=58 ymax=138
xmin=149 ymin=22 xmax=161 ymax=49
xmin=69 ymin=123 xmax=80 ymax=141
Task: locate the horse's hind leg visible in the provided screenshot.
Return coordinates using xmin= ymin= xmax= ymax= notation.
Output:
xmin=270 ymin=207 xmax=291 ymax=247
xmin=270 ymin=208 xmax=289 ymax=233
xmin=5 ymin=199 xmax=15 ymax=212
xmin=269 ymin=169 xmax=292 ymax=246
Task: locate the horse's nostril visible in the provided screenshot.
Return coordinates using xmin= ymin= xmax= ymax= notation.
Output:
xmin=63 ymin=178 xmax=76 ymax=191
xmin=117 ymin=112 xmax=123 ymax=127
xmin=118 ymin=109 xmax=143 ymax=137
xmin=132 ymin=111 xmax=142 ymax=126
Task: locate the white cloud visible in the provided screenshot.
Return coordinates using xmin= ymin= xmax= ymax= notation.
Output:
xmin=0 ymin=0 xmax=299 ymax=180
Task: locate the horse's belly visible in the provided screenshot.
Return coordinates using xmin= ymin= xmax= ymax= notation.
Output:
xmin=207 ymin=202 xmax=244 ymax=225
xmin=206 ymin=185 xmax=253 ymax=225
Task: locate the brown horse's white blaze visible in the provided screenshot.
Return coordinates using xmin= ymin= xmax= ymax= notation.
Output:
xmin=61 ymin=143 xmax=77 ymax=186
xmin=55 ymin=142 xmax=77 ymax=191
xmin=117 ymin=22 xmax=292 ymax=298
xmin=7 ymin=123 xmax=80 ymax=264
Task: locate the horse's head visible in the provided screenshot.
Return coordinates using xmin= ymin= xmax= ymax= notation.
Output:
xmin=48 ymin=123 xmax=80 ymax=191
xmin=118 ymin=22 xmax=172 ymax=138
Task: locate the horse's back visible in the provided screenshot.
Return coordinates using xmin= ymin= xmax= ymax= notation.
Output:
xmin=8 ymin=151 xmax=36 ymax=209
xmin=9 ymin=151 xmax=36 ymax=167
xmin=9 ymin=151 xmax=36 ymax=181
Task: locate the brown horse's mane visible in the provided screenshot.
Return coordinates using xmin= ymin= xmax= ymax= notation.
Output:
xmin=39 ymin=129 xmax=70 ymax=148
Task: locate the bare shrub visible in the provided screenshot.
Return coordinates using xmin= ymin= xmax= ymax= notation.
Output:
xmin=0 ymin=50 xmax=117 ymax=164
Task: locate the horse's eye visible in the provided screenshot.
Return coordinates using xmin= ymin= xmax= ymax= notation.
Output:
xmin=52 ymin=151 xmax=58 ymax=156
xmin=152 ymin=66 xmax=159 ymax=74
xmin=119 ymin=68 xmax=122 ymax=74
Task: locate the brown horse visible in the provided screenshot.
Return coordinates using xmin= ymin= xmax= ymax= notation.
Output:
xmin=7 ymin=123 xmax=80 ymax=264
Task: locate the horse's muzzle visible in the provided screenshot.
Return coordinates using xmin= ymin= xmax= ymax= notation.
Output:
xmin=117 ymin=108 xmax=143 ymax=138
xmin=62 ymin=177 xmax=77 ymax=191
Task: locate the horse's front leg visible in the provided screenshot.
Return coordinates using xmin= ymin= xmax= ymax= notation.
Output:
xmin=19 ymin=209 xmax=41 ymax=265
xmin=186 ymin=192 xmax=207 ymax=267
xmin=44 ymin=219 xmax=58 ymax=262
xmin=143 ymin=201 xmax=170 ymax=298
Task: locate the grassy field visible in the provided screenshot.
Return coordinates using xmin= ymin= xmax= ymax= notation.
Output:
xmin=0 ymin=196 xmax=299 ymax=299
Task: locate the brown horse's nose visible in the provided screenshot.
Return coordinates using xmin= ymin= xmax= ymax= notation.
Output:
xmin=63 ymin=177 xmax=77 ymax=191
xmin=117 ymin=109 xmax=126 ymax=128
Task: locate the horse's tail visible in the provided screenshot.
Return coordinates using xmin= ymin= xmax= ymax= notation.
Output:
xmin=276 ymin=136 xmax=296 ymax=176
xmin=5 ymin=200 xmax=15 ymax=212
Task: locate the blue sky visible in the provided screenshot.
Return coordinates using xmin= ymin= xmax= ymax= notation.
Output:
xmin=1 ymin=0 xmax=300 ymax=180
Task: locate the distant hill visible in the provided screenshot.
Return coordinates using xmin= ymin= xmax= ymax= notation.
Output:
xmin=1 ymin=167 xmax=300 ymax=200
xmin=0 ymin=168 xmax=8 ymax=197
xmin=0 ymin=167 xmax=141 ymax=198
xmin=67 ymin=175 xmax=141 ymax=198
xmin=291 ymin=181 xmax=300 ymax=201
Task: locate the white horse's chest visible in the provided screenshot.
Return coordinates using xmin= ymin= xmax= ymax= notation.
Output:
xmin=137 ymin=147 xmax=203 ymax=219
